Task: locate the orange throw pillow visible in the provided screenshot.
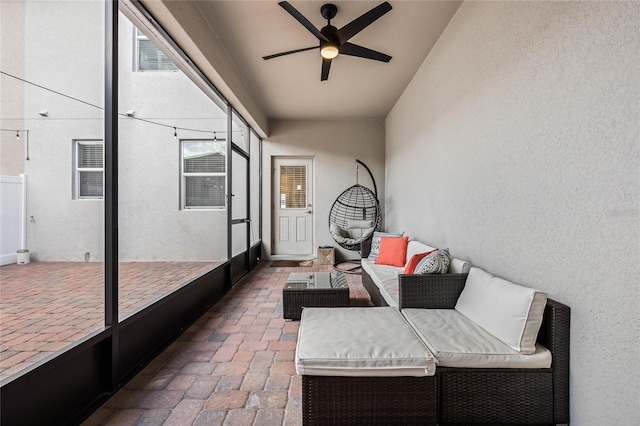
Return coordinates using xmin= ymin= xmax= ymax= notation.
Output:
xmin=375 ymin=236 xmax=409 ymax=267
xmin=403 ymin=249 xmax=438 ymax=274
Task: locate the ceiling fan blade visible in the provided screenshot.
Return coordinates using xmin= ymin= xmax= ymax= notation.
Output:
xmin=337 ymin=2 xmax=392 ymax=43
xmin=278 ymin=1 xmax=329 ymax=42
xmin=321 ymin=58 xmax=332 ymax=81
xmin=263 ymin=46 xmax=317 ymax=60
xmin=340 ymin=42 xmax=391 ymax=62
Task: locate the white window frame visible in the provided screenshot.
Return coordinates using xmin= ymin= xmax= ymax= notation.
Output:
xmin=134 ymin=28 xmax=178 ymax=72
xmin=180 ymin=139 xmax=227 ymax=210
xmin=74 ymin=140 xmax=104 ymax=200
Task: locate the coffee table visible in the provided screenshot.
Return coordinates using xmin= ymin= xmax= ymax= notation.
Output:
xmin=283 ymin=271 xmax=350 ymax=320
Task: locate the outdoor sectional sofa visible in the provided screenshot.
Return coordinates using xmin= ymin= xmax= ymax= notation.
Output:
xmin=295 ymin=239 xmax=570 ymax=425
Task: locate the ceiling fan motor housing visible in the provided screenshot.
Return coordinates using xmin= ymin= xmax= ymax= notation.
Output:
xmin=320 ymin=4 xmax=340 ymax=52
xmin=321 ymin=25 xmax=340 ymax=45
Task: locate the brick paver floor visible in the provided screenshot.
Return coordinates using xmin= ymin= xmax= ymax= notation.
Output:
xmin=0 ymin=261 xmax=217 ymax=379
xmin=82 ymin=261 xmax=371 ymax=426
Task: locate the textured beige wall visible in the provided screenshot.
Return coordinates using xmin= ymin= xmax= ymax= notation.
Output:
xmin=386 ymin=2 xmax=639 ymax=424
xmin=263 ymin=119 xmax=385 ymax=261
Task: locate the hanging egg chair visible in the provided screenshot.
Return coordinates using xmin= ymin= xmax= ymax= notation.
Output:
xmin=328 ymin=159 xmax=382 ymax=252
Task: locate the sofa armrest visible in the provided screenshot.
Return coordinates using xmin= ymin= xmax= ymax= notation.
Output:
xmin=360 ymin=238 xmax=372 ymax=258
xmin=538 ymin=298 xmax=571 ymax=424
xmin=398 ymin=273 xmax=468 ymax=309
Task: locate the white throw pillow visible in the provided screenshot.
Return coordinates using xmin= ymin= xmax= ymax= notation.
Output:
xmin=455 ymin=267 xmax=547 ymax=354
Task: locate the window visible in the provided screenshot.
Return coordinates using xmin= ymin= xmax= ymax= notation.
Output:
xmin=181 ymin=140 xmax=226 ymax=209
xmin=135 ymin=28 xmax=178 ymax=71
xmin=280 ymin=166 xmax=307 ymax=208
xmin=74 ymin=140 xmax=104 ymax=199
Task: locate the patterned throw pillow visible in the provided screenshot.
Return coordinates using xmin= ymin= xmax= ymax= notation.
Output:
xmin=415 ymin=248 xmax=451 ymax=274
xmin=368 ymin=231 xmax=403 ymax=261
xmin=403 ymin=249 xmax=437 ymax=274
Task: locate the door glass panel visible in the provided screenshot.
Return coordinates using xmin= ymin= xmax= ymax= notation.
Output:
xmin=232 ymin=223 xmax=247 ymax=257
xmin=232 ymin=150 xmax=247 ymax=220
xmin=280 ymin=166 xmax=307 ymax=209
xmin=249 ymin=131 xmax=260 ymax=245
xmin=231 ymin=111 xmax=248 ymax=153
xmin=231 ymin=149 xmax=248 ymax=261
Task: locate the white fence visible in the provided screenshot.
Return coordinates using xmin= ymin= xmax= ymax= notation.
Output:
xmin=1 ymin=175 xmax=26 ymax=265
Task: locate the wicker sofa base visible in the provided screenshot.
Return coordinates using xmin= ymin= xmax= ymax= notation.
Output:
xmin=438 ymin=367 xmax=554 ymax=425
xmin=282 ymin=288 xmax=349 ymax=320
xmin=359 ymin=266 xmax=570 ymax=425
xmin=302 ymin=375 xmax=437 ymax=426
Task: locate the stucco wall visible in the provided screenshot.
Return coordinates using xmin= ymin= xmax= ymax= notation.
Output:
xmin=385 ymin=2 xmax=639 ymax=424
xmin=263 ymin=119 xmax=385 ymax=261
xmin=0 ymin=1 xmax=26 ymax=176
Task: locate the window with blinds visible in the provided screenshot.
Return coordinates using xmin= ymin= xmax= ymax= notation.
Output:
xmin=135 ymin=29 xmax=178 ymax=72
xmin=280 ymin=166 xmax=307 ymax=209
xmin=181 ymin=140 xmax=226 ymax=209
xmin=75 ymin=141 xmax=104 ymax=199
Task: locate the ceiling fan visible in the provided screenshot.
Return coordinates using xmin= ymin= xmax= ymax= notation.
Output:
xmin=263 ymin=1 xmax=393 ymax=81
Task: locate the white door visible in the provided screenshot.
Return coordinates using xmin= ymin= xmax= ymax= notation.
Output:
xmin=272 ymin=157 xmax=313 ymax=256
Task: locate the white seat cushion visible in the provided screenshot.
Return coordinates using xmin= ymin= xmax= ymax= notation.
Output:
xmin=361 ymin=258 xmax=402 ymax=307
xmin=402 ymin=309 xmax=551 ymax=369
xmin=455 ymin=267 xmax=547 ymax=354
xmin=296 ymin=307 xmax=436 ymax=377
xmin=380 ymin=277 xmax=401 ymax=307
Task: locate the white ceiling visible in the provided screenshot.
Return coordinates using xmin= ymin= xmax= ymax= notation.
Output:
xmin=191 ymin=1 xmax=462 ymax=121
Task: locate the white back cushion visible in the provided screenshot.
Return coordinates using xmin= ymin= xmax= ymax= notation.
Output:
xmin=406 ymin=241 xmax=437 ymax=264
xmin=450 ymin=258 xmax=471 ymax=274
xmin=455 ymin=267 xmax=547 ymax=354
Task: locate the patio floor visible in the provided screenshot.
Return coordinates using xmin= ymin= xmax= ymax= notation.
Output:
xmin=0 ymin=261 xmax=217 ymax=379
xmin=82 ymin=261 xmax=370 ymax=425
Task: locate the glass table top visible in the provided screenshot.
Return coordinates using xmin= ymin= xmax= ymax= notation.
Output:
xmin=284 ymin=271 xmax=348 ymax=290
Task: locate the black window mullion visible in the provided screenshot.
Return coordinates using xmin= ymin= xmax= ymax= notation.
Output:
xmin=226 ymin=106 xmax=233 ymax=261
xmin=105 ymin=0 xmax=119 ymax=390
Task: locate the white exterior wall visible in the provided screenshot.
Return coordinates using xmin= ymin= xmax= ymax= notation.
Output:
xmin=0 ymin=1 xmax=26 ymax=177
xmin=385 ymin=2 xmax=639 ymax=424
xmin=263 ymin=119 xmax=385 ymax=261
xmin=9 ymin=2 xmax=228 ymax=262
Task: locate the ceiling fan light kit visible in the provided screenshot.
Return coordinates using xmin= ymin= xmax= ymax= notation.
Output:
xmin=263 ymin=1 xmax=393 ymax=81
xmin=320 ymin=44 xmax=339 ymax=59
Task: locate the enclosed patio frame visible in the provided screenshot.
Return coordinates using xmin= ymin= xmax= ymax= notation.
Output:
xmin=0 ymin=1 xmax=262 ymax=424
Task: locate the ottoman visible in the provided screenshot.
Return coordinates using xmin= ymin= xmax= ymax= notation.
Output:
xmin=296 ymin=307 xmax=437 ymax=425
